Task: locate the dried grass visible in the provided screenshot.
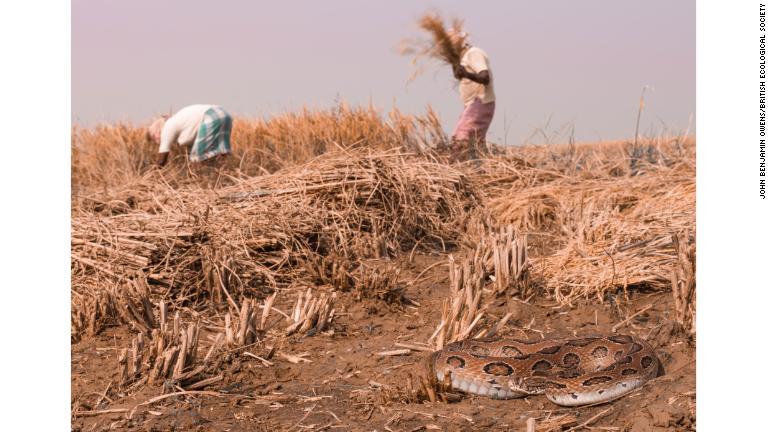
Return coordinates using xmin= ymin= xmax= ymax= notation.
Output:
xmin=72 ymin=113 xmax=695 ymax=321
xmin=115 ymin=302 xmax=207 ymax=389
xmin=71 ymin=148 xmax=478 ymax=342
xmin=68 ymin=106 xmax=700 ymax=432
xmin=399 ymin=11 xmax=468 ymax=80
xmin=430 ymin=254 xmax=486 ymax=350
xmin=671 ymin=231 xmax=696 ymax=335
xmin=113 ymin=287 xmax=332 ymax=392
xmin=428 ymin=252 xmax=516 ymax=351
xmin=72 ymin=103 xmax=445 ymax=197
xmin=461 ymin=221 xmax=530 ymax=296
xmin=71 ymin=278 xmax=156 ymax=342
xmin=353 ymin=264 xmax=406 ymax=304
xmin=284 ymin=288 xmax=336 ymax=336
xmin=71 ymin=107 xmax=696 ymax=418
xmin=485 ymin=138 xmax=695 ymax=304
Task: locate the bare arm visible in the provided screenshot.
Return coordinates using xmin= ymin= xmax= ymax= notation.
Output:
xmin=453 ymin=65 xmax=490 ymax=85
xmin=156 ymin=152 xmax=169 ymax=167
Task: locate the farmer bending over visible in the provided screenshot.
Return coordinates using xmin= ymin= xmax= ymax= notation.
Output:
xmin=450 ymin=32 xmax=495 ymax=161
xmin=148 ymin=104 xmax=233 ymax=167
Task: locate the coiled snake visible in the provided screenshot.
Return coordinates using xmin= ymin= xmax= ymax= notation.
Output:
xmin=430 ymin=334 xmax=659 ymax=406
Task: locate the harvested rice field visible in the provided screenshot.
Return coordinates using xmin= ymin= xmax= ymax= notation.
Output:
xmin=71 ymin=107 xmax=696 ymax=431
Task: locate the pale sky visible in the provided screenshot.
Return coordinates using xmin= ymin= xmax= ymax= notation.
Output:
xmin=72 ymin=0 xmax=695 ymax=145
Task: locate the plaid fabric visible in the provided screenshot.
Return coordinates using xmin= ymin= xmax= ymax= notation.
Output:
xmin=189 ymin=106 xmax=233 ymax=162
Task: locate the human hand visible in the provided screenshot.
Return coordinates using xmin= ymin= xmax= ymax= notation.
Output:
xmin=156 ymin=152 xmax=169 ymax=167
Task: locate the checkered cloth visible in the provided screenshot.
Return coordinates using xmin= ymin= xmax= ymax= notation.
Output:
xmin=189 ymin=106 xmax=233 ymax=162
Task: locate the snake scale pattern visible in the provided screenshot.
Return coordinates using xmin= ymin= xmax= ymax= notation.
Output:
xmin=431 ymin=334 xmax=660 ymax=406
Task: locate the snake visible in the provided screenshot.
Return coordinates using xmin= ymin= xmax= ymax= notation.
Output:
xmin=430 ymin=334 xmax=660 ymax=406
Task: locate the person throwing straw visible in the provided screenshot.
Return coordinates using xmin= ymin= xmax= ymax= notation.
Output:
xmin=449 ymin=31 xmax=495 ymax=162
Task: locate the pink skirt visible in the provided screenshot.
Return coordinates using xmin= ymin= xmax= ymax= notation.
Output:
xmin=451 ymin=98 xmax=496 ymax=142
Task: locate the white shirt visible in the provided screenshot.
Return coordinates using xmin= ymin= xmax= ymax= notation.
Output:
xmin=158 ymin=104 xmax=216 ymax=153
xmin=458 ymin=47 xmax=496 ymax=106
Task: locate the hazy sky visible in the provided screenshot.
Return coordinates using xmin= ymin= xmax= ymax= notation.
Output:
xmin=72 ymin=0 xmax=695 ymax=145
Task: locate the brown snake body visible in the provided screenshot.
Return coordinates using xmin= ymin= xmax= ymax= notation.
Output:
xmin=431 ymin=334 xmax=659 ymax=406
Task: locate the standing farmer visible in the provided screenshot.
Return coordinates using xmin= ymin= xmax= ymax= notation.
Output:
xmin=148 ymin=104 xmax=233 ymax=167
xmin=450 ymin=33 xmax=495 ymax=161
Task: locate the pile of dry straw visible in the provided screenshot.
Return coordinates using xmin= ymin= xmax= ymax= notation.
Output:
xmin=72 ymin=105 xmax=696 ymax=341
xmin=485 ymin=138 xmax=696 ymax=305
xmin=72 ymin=148 xmax=478 ymax=340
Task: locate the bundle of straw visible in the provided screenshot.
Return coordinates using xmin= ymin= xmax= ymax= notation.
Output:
xmin=399 ymin=11 xmax=468 ymax=79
